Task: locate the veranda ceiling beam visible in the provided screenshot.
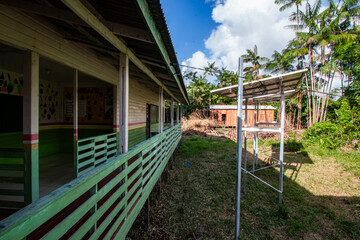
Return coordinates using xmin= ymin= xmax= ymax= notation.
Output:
xmin=0 ymin=0 xmax=154 ymax=44
xmin=61 ymin=0 xmax=181 ymax=103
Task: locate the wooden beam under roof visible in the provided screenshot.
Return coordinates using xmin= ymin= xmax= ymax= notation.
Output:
xmin=130 ymin=68 xmax=179 ymax=89
xmin=61 ymin=0 xmax=181 ymax=103
xmin=136 ymin=54 xmax=164 ymax=64
xmin=141 ymin=59 xmax=167 ymax=69
xmin=0 ymin=0 xmax=155 ymax=44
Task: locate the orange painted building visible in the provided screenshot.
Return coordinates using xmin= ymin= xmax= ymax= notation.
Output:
xmin=210 ymin=105 xmax=275 ymax=127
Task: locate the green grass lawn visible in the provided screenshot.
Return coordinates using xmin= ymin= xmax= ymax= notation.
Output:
xmin=128 ymin=135 xmax=360 ymax=239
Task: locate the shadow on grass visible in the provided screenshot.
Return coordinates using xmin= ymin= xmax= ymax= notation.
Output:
xmin=128 ymin=134 xmax=360 ymax=240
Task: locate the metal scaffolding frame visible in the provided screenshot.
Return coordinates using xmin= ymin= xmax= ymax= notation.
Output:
xmin=211 ymin=60 xmax=308 ymax=239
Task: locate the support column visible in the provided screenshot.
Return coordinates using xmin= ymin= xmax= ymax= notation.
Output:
xmin=113 ymin=84 xmax=119 ymax=133
xmin=113 ymin=83 xmax=120 ymax=154
xmin=119 ymin=53 xmax=129 ymax=153
xmin=255 ymin=103 xmax=259 ymax=166
xmin=145 ymin=198 xmax=150 ymax=231
xmin=180 ymin=105 xmax=183 ymax=123
xmin=176 ymin=104 xmax=179 ymax=123
xmin=156 ymin=177 xmax=161 ymax=200
xmin=252 ymin=103 xmax=257 ymax=172
xmin=73 ymin=70 xmax=78 ymax=141
xmin=23 ymin=51 xmax=39 ymax=203
xmin=158 ymin=87 xmax=163 ymax=133
xmin=170 ymin=98 xmax=174 ymax=127
xmin=170 ymin=155 xmax=174 ymax=170
xmin=235 ymin=56 xmax=244 ymax=240
xmin=242 ymin=98 xmax=248 ymax=193
xmin=279 ymin=87 xmax=285 ymax=204
xmin=163 ymin=97 xmax=165 ymax=128
xmin=73 ymin=70 xmax=79 ymax=178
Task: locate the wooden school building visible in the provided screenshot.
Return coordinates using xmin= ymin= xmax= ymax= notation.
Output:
xmin=210 ymin=105 xmax=275 ymax=127
xmin=0 ymin=0 xmax=188 ymax=239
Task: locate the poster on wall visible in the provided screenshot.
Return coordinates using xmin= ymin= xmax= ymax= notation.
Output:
xmin=65 ymin=100 xmax=73 ymax=117
xmin=78 ymin=100 xmax=87 ymax=117
xmin=39 ymin=80 xmax=59 ymax=123
xmin=0 ymin=70 xmax=23 ymax=96
xmin=0 ymin=69 xmax=59 ymax=123
xmin=63 ymin=87 xmax=113 ymax=124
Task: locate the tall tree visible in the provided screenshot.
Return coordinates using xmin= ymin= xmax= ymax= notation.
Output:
xmin=265 ymin=49 xmax=295 ymax=74
xmin=243 ymin=45 xmax=269 ymax=80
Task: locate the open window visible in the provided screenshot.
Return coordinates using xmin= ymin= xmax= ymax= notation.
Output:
xmin=222 ymin=114 xmax=227 ymax=125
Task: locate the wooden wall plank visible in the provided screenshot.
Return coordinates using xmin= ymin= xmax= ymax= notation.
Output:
xmin=210 ymin=109 xmax=275 ymax=127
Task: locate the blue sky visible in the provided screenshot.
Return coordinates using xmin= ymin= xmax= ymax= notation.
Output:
xmin=160 ymin=0 xmax=216 ymax=64
xmin=159 ymin=0 xmax=342 ymax=89
xmin=160 ymin=0 xmax=296 ymax=73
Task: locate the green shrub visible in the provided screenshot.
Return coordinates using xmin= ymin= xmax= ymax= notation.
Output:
xmin=304 ymin=121 xmax=343 ymax=149
xmin=285 ymin=138 xmax=303 ymax=152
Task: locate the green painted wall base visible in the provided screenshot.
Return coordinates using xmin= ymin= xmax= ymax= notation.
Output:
xmin=129 ymin=127 xmax=146 ymax=148
xmin=0 ymin=129 xmax=112 ymax=160
xmin=0 ymin=127 xmax=146 ymax=162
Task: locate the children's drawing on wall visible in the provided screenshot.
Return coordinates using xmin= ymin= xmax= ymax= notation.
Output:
xmin=0 ymin=69 xmax=59 ymax=123
xmin=39 ymin=80 xmax=59 ymax=123
xmin=0 ymin=70 xmax=23 ymax=96
xmin=63 ymin=87 xmax=113 ymax=124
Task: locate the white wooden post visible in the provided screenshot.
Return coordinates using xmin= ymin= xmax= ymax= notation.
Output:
xmin=163 ymin=97 xmax=165 ymax=128
xmin=180 ymin=105 xmax=183 ymax=123
xmin=176 ymin=104 xmax=180 ymax=123
xmin=119 ymin=53 xmax=129 ymax=153
xmin=113 ymin=83 xmax=119 ymax=133
xmin=73 ymin=69 xmax=79 ymax=178
xmin=170 ymin=98 xmax=174 ymax=127
xmin=158 ymin=87 xmax=163 ymax=133
xmin=23 ymin=51 xmax=39 ymax=203
xmin=73 ymin=70 xmax=78 ymax=141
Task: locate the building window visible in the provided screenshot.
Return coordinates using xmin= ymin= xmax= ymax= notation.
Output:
xmin=222 ymin=114 xmax=226 ymax=125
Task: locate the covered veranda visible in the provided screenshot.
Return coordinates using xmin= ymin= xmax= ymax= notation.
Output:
xmin=0 ymin=0 xmax=188 ymax=228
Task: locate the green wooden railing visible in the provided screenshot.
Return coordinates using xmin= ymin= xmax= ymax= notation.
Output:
xmin=76 ymin=133 xmax=118 ymax=177
xmin=0 ymin=149 xmax=30 ymax=209
xmin=0 ymin=124 xmax=181 ymax=240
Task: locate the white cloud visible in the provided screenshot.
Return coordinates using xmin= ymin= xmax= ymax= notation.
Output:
xmin=181 ymin=50 xmax=225 ymax=76
xmin=182 ymin=0 xmax=296 ymax=72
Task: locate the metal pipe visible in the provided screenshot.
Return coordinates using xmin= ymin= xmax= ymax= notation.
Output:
xmin=250 ymin=163 xmax=280 ymax=173
xmin=242 ymin=98 xmax=248 ymax=193
xmin=235 ymin=56 xmax=244 ymax=240
xmin=255 ymin=103 xmax=259 ymax=166
xmin=241 ymin=168 xmax=281 ymax=193
xmin=257 ymin=123 xmax=280 ymax=126
xmin=279 ymin=86 xmax=285 ymax=204
xmin=252 ymin=103 xmax=257 ymax=171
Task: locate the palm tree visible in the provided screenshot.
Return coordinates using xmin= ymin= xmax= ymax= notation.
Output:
xmin=275 ymin=0 xmax=304 ymax=31
xmin=287 ymin=0 xmax=359 ymax=125
xmin=265 ymin=49 xmax=295 ymax=74
xmin=243 ymin=45 xmax=269 ymax=80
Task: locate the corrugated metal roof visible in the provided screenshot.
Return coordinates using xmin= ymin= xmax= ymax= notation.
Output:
xmin=210 ymin=69 xmax=308 ymax=103
xmin=210 ymin=105 xmax=275 ymax=110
